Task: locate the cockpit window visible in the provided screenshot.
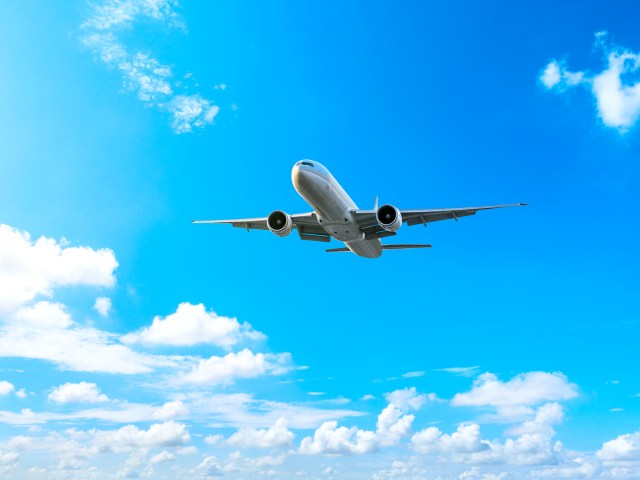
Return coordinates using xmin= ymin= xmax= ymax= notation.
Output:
xmin=301 ymin=161 xmax=314 ymax=167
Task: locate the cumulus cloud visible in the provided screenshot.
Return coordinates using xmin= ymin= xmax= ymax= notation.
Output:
xmin=541 ymin=32 xmax=640 ymax=132
xmin=0 ymin=224 xmax=117 ymax=313
xmin=411 ymin=403 xmax=567 ymax=465
xmin=0 ymin=451 xmax=19 ymax=475
xmin=412 ymin=423 xmax=489 ymax=455
xmin=94 ymin=297 xmax=112 ymax=317
xmin=0 ymin=382 xmax=15 ymax=396
xmin=227 ymin=418 xmax=294 ymax=449
xmin=180 ymin=348 xmax=292 ymax=385
xmin=92 ymin=420 xmax=190 ymax=453
xmin=11 ymin=301 xmax=73 ymax=329
xmin=597 ymin=430 xmax=640 ymax=461
xmin=298 ymin=420 xmax=378 ymax=455
xmin=153 ymin=400 xmax=189 ymax=420
xmin=122 ymin=302 xmax=265 ymax=348
xmin=48 ymin=382 xmax=108 ymax=404
xmin=452 ymin=372 xmax=578 ymax=409
xmin=80 ymin=0 xmax=221 ymax=134
xmin=196 ymin=455 xmax=223 ymax=477
xmin=376 ymin=388 xmax=428 ymax=447
xmin=150 ymin=450 xmax=175 ymax=465
xmin=299 ymin=388 xmax=425 ymax=455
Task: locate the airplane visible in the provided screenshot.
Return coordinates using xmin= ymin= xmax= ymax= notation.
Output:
xmin=193 ymin=160 xmax=526 ymax=258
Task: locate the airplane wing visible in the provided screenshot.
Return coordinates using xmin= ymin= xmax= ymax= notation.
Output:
xmin=352 ymin=203 xmax=527 ymax=237
xmin=192 ymin=212 xmax=333 ymax=242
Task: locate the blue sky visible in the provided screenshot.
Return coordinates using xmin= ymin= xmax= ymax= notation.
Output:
xmin=1 ymin=0 xmax=640 ymax=478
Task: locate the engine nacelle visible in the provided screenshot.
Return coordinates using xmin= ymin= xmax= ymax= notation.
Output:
xmin=267 ymin=210 xmax=293 ymax=237
xmin=376 ymin=204 xmax=402 ymax=232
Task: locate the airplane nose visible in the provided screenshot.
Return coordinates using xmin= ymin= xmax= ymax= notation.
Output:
xmin=291 ymin=163 xmax=310 ymax=191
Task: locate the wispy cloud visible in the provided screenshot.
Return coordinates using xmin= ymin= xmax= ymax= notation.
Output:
xmin=80 ymin=0 xmax=220 ymax=134
xmin=540 ymin=31 xmax=640 ymax=132
xmin=436 ymin=366 xmax=481 ymax=377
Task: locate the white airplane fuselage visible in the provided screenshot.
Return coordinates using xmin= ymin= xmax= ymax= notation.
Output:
xmin=291 ymin=161 xmax=383 ymax=258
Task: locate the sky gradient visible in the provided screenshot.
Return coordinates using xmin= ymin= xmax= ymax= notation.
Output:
xmin=1 ymin=1 xmax=640 ymax=479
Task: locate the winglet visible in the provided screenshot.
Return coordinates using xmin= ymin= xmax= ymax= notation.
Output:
xmin=519 ymin=202 xmax=528 ymax=206
xmin=374 ymin=196 xmax=379 ymax=210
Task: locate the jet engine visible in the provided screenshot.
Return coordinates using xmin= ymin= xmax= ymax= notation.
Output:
xmin=376 ymin=204 xmax=402 ymax=232
xmin=267 ymin=210 xmax=293 ymax=237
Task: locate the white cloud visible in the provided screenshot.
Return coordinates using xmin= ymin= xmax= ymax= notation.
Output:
xmin=150 ymin=450 xmax=175 ymax=465
xmin=0 ymin=382 xmax=14 ymax=396
xmin=153 ymin=400 xmax=189 ymax=420
xmin=227 ymin=418 xmax=294 ymax=449
xmin=10 ymin=392 xmax=363 ymax=430
xmin=81 ymin=0 xmax=183 ymax=31
xmin=299 ymin=420 xmax=378 ymax=455
xmin=180 ymin=348 xmax=292 ymax=385
xmin=122 ymin=302 xmax=264 ymax=348
xmin=541 ymin=32 xmax=640 ymax=131
xmin=92 ymin=421 xmax=190 ymax=453
xmin=412 ymin=424 xmax=489 ymax=454
xmin=376 ymin=404 xmax=415 ymax=447
xmin=168 ymin=95 xmax=220 ymax=134
xmin=540 ymin=60 xmax=583 ymax=90
xmin=196 ymin=455 xmax=222 ymax=477
xmin=0 ymin=317 xmax=175 ymax=374
xmin=11 ymin=301 xmax=72 ymax=329
xmin=437 ymin=366 xmax=481 ymax=377
xmin=48 ymin=382 xmax=108 ymax=404
xmin=372 ymin=457 xmax=426 ymax=480
xmin=452 ymin=372 xmax=578 ymax=408
xmin=532 ymin=457 xmax=599 ymax=479
xmin=0 ymin=224 xmax=117 ymax=313
xmin=597 ymin=431 xmax=640 ymax=461
xmin=0 ymin=451 xmax=19 ymax=474
xmin=541 ymin=61 xmax=561 ymax=88
xmin=412 ymin=403 xmax=567 ymax=466
xmin=592 ymin=52 xmax=640 ymax=129
xmin=459 ymin=467 xmax=508 ymax=480
xmin=94 ymin=297 xmax=112 ymax=317
xmin=385 ymin=387 xmax=428 ymax=411
xmin=299 ymin=388 xmax=425 ymax=455
xmin=80 ymin=0 xmax=221 ymax=134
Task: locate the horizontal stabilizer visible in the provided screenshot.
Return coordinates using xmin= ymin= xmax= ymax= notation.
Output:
xmin=326 ymin=244 xmax=432 ymax=253
xmin=381 ymin=244 xmax=432 ymax=250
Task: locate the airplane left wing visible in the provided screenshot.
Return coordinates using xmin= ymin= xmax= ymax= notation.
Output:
xmin=192 ymin=212 xmax=332 ymax=242
xmin=352 ymin=203 xmax=526 ymax=237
